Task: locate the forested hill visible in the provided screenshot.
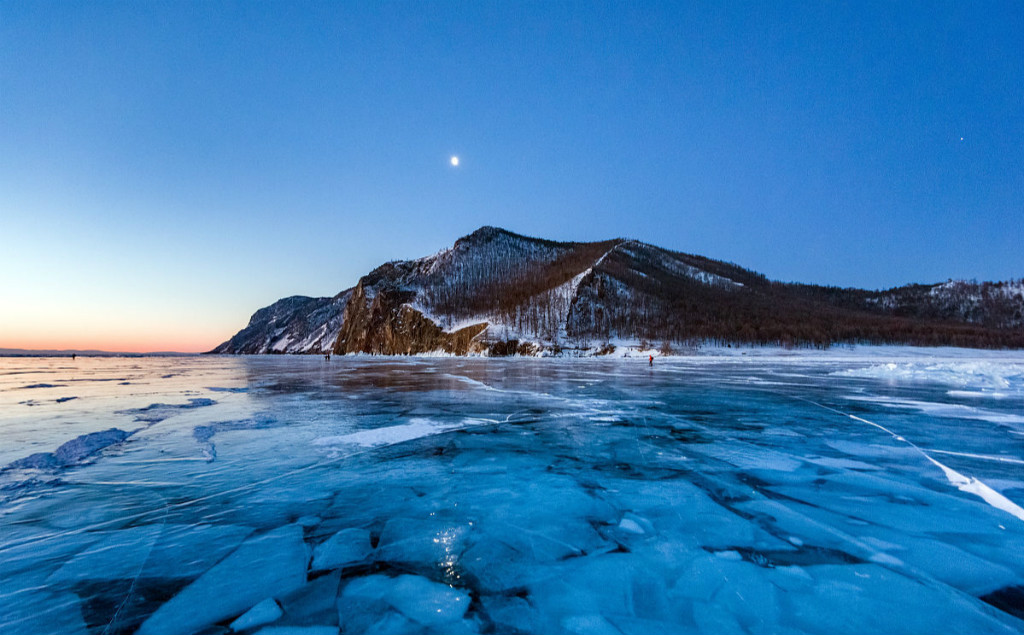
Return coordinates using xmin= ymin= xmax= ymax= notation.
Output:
xmin=212 ymin=226 xmax=1024 ymax=354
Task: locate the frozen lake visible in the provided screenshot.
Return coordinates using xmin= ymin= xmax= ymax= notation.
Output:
xmin=2 ymin=352 xmax=1024 ymax=634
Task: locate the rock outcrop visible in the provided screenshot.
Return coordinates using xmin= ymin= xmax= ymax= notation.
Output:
xmin=333 ymin=282 xmax=487 ymax=355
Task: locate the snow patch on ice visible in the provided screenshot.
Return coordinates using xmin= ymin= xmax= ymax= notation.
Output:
xmin=924 ymin=456 xmax=1024 ymax=522
xmin=833 ymin=361 xmax=1024 ymax=396
xmin=313 ymin=418 xmax=486 ymax=448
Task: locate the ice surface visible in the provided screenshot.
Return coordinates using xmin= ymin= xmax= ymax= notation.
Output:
xmin=0 ymin=590 xmax=89 ymax=635
xmin=2 ymin=354 xmax=1024 ymax=634
xmin=47 ymin=522 xmax=253 ymax=583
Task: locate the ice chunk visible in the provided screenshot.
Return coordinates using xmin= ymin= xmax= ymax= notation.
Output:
xmin=6 ymin=428 xmax=131 ymax=470
xmin=312 ymin=527 xmax=373 ymax=570
xmin=529 ymin=554 xmax=671 ymax=624
xmin=137 ymin=523 xmax=309 ymax=635
xmin=278 ymin=571 xmax=342 ymax=626
xmin=7 ymin=451 xmax=61 ymax=470
xmin=54 ymin=428 xmax=131 ymax=463
xmin=230 ymin=598 xmax=283 ymax=631
xmin=607 ymin=478 xmax=787 ymax=552
xmin=460 ymin=539 xmax=555 ymax=593
xmin=618 ymin=517 xmax=645 ymax=534
xmin=384 ymin=574 xmax=471 ymax=626
xmin=469 ymin=513 xmax=610 ymax=566
xmin=338 ymin=574 xmax=469 ymax=630
xmin=336 ymin=576 xmax=394 ymax=635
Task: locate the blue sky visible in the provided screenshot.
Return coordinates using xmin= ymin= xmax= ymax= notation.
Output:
xmin=2 ymin=1 xmax=1022 ymax=351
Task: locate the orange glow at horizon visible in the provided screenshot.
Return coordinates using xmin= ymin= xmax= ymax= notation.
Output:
xmin=2 ymin=332 xmax=222 ymax=354
xmin=1 ymin=289 xmax=245 ymax=354
xmin=1 ymin=319 xmax=229 ymax=354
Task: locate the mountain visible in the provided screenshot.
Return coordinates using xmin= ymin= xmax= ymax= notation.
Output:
xmin=211 ymin=226 xmax=1024 ymax=355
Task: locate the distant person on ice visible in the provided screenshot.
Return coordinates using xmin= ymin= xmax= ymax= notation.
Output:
xmin=649 ymin=355 xmax=653 ymax=366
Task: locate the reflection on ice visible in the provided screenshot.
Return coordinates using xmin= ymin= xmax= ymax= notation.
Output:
xmin=1 ymin=353 xmax=1023 ymax=634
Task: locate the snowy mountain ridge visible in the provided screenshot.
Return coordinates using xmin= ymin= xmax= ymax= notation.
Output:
xmin=212 ymin=227 xmax=1024 ymax=354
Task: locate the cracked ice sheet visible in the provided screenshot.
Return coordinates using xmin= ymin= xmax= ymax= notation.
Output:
xmin=2 ymin=354 xmax=1024 ymax=634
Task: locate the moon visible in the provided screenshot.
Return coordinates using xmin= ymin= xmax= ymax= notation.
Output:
xmin=450 ymin=156 xmax=459 ymax=167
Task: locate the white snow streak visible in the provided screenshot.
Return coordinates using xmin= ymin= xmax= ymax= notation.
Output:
xmin=798 ymin=399 xmax=1024 ymax=523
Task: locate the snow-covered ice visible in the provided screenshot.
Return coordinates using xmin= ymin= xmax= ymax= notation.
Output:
xmin=1 ymin=352 xmax=1024 ymax=634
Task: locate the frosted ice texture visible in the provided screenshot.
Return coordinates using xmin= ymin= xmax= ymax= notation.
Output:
xmin=1 ymin=353 xmax=1023 ymax=634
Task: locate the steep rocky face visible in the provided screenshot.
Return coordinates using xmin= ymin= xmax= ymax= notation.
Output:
xmin=212 ymin=226 xmax=1024 ymax=354
xmin=332 ymin=282 xmax=488 ymax=355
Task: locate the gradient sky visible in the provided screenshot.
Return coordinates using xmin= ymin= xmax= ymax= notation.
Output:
xmin=2 ymin=1 xmax=1022 ymax=352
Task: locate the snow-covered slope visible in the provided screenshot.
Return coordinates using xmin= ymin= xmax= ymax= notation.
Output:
xmin=212 ymin=227 xmax=1024 ymax=354
xmin=211 ymin=292 xmax=351 ymax=354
